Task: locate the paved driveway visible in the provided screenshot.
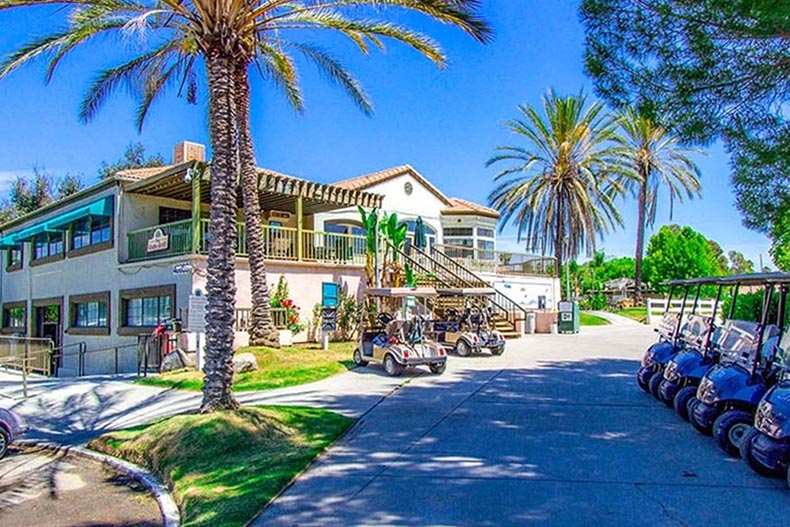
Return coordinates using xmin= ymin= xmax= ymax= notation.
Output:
xmin=252 ymin=323 xmax=790 ymax=527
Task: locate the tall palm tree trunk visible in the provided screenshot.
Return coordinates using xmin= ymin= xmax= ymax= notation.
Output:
xmin=634 ymin=169 xmax=648 ymax=301
xmin=201 ymin=50 xmax=240 ymax=413
xmin=554 ymin=196 xmax=564 ymax=281
xmin=235 ymin=62 xmax=280 ymax=348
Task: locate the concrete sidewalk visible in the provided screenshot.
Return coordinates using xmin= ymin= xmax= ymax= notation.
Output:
xmin=251 ymin=323 xmax=790 ymax=527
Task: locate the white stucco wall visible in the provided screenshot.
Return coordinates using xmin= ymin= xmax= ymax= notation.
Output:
xmin=190 ymin=257 xmax=366 ymax=346
xmin=480 ymin=272 xmax=561 ymax=312
xmin=314 ymin=172 xmax=446 ymax=240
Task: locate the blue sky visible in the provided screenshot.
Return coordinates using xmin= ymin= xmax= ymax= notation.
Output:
xmin=0 ymin=1 xmax=771 ymax=267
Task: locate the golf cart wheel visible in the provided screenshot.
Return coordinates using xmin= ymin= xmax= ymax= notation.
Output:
xmin=456 ymin=340 xmax=472 ymax=357
xmin=648 ymin=372 xmax=663 ymax=401
xmin=429 ymin=362 xmax=446 ymax=375
xmin=688 ymin=398 xmax=713 ymax=436
xmin=673 ymin=386 xmax=697 ymax=422
xmin=491 ymin=344 xmax=505 ymax=356
xmin=0 ymin=427 xmax=8 ymax=460
xmin=383 ymin=354 xmax=403 ymax=377
xmin=636 ymin=366 xmax=653 ymax=392
xmin=740 ymin=427 xmax=784 ymax=477
xmin=353 ymin=348 xmax=368 ymax=367
xmin=657 ymin=380 xmax=675 ymax=408
xmin=713 ymin=410 xmax=753 ymax=457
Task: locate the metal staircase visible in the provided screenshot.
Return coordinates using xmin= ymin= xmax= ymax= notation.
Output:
xmin=395 ymin=244 xmax=528 ymax=338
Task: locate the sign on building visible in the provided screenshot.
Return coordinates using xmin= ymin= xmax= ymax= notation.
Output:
xmin=188 ymin=295 xmax=207 ymax=332
xmin=147 ymin=228 xmax=170 ymax=253
xmin=173 ymin=262 xmax=192 ymax=275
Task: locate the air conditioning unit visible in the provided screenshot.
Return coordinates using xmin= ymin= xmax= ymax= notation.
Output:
xmin=265 ymin=210 xmax=292 ymax=221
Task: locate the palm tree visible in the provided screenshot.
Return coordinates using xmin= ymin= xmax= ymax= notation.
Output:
xmin=1 ymin=0 xmax=490 ymax=411
xmin=616 ymin=107 xmax=702 ymax=300
xmin=487 ymin=91 xmax=625 ymax=278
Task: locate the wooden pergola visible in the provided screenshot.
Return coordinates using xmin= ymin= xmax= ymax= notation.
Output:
xmin=124 ymin=164 xmax=383 ymax=258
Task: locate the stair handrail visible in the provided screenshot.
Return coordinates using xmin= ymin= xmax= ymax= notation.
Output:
xmin=422 ymin=245 xmax=530 ymax=331
xmin=397 ymin=243 xmax=528 ymax=333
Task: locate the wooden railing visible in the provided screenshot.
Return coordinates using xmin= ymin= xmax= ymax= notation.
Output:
xmin=235 ymin=307 xmax=289 ymax=331
xmin=129 ymin=219 xmax=365 ymax=265
xmin=646 ymin=298 xmax=721 ymax=325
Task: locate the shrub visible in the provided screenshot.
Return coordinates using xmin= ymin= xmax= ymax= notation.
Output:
xmin=270 ymin=276 xmax=305 ymax=333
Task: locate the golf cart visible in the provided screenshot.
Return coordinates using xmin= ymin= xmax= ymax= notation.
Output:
xmin=657 ymin=275 xmax=729 ymax=417
xmin=740 ymin=328 xmax=790 ymax=478
xmin=353 ymin=287 xmax=447 ymax=377
xmin=637 ymin=278 xmax=699 ymax=396
xmin=430 ymin=288 xmax=506 ymax=357
xmin=689 ymin=273 xmax=790 ymax=456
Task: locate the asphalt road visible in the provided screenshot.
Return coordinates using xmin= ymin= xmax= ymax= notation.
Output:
xmin=251 ymin=321 xmax=790 ymax=527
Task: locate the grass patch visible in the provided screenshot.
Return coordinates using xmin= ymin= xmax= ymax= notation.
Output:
xmin=136 ymin=341 xmax=355 ymax=392
xmin=89 ymin=406 xmax=352 ymax=527
xmin=580 ymin=312 xmax=611 ymax=326
xmin=615 ymin=307 xmax=649 ymax=324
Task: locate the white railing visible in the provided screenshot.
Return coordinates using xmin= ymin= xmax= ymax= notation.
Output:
xmin=646 ymin=298 xmax=720 ymax=325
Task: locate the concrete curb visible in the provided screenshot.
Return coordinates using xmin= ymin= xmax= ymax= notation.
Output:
xmin=15 ymin=439 xmax=180 ymax=527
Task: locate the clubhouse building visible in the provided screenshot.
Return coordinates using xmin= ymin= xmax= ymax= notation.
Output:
xmin=0 ymin=142 xmax=558 ymax=375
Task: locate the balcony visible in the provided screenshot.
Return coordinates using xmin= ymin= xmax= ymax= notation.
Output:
xmin=128 ymin=219 xmax=367 ymax=265
xmin=436 ymin=243 xmax=555 ymax=277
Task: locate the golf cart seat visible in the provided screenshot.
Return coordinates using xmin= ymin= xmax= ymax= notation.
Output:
xmin=386 ymin=319 xmax=413 ymax=343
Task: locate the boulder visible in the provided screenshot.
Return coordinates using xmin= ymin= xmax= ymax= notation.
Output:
xmin=232 ymin=352 xmax=259 ymax=374
xmin=161 ymin=349 xmax=195 ymax=372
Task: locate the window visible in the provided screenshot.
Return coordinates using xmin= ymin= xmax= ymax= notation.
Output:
xmin=69 ymin=292 xmax=110 ymax=335
xmin=444 ymin=227 xmax=473 ymax=237
xmin=33 ymin=233 xmax=64 ymax=261
xmin=445 ymin=237 xmax=474 ymax=248
xmin=477 ymin=227 xmax=495 ymax=238
xmin=6 ymin=245 xmax=22 ymax=271
xmin=477 ymin=239 xmax=495 ymax=260
xmin=71 ymin=217 xmax=111 ymax=250
xmin=159 ymin=207 xmax=191 ymax=225
xmin=119 ymin=285 xmax=175 ymax=334
xmin=2 ymin=302 xmax=26 ymax=333
xmin=477 ymin=240 xmax=495 ymax=251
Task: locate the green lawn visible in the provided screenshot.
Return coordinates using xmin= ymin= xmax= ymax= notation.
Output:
xmin=89 ymin=406 xmax=352 ymax=527
xmin=579 ymin=312 xmax=611 ymax=326
xmin=136 ymin=341 xmax=355 ymax=392
xmin=615 ymin=307 xmax=649 ymax=324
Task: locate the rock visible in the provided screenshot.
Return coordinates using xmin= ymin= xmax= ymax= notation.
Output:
xmin=232 ymin=353 xmax=258 ymax=374
xmin=161 ymin=349 xmax=194 ymax=372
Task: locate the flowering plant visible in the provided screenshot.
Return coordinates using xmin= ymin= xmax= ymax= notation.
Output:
xmin=270 ymin=276 xmax=305 ymax=333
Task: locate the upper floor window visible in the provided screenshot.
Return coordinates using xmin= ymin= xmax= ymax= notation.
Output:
xmin=33 ymin=233 xmax=64 ymax=260
xmin=6 ymin=245 xmax=22 ymax=271
xmin=444 ymin=227 xmax=474 ymax=237
xmin=159 ymin=207 xmax=191 ymax=225
xmin=477 ymin=227 xmax=495 ymax=238
xmin=71 ymin=216 xmax=111 ymax=250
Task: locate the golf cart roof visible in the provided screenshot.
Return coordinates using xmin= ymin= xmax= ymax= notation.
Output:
xmin=663 ymin=276 xmax=721 ymax=287
xmin=435 ymin=287 xmax=497 ymax=296
xmin=715 ymin=272 xmax=790 ymax=286
xmin=367 ymin=287 xmax=437 ymax=297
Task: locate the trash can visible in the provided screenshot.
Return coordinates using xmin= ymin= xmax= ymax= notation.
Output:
xmin=558 ymin=301 xmax=580 ymax=334
xmin=527 ymin=312 xmax=536 ymax=334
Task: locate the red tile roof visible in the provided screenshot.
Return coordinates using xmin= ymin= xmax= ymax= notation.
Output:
xmin=443 ymin=197 xmax=500 ymax=219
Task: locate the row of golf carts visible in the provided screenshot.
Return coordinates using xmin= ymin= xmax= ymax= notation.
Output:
xmin=638 ymin=272 xmax=790 ymax=485
xmin=352 ymin=287 xmax=507 ymax=377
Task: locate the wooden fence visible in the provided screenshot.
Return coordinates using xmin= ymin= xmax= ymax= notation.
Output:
xmin=646 ymin=298 xmax=720 ymax=325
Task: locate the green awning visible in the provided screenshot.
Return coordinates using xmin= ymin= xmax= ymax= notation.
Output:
xmin=48 ymin=197 xmax=113 ymax=230
xmin=0 ymin=197 xmax=113 ymax=245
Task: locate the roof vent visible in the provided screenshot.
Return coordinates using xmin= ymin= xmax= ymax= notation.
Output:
xmin=173 ymin=141 xmax=205 ymax=164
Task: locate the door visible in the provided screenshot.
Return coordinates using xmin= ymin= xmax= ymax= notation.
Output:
xmin=34 ymin=304 xmax=61 ymax=374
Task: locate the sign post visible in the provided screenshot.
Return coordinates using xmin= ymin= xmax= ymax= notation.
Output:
xmin=320 ymin=282 xmax=339 ymax=351
xmin=188 ymin=292 xmax=207 ymax=370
